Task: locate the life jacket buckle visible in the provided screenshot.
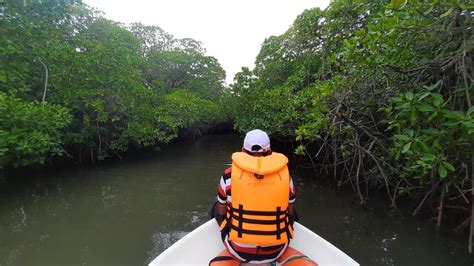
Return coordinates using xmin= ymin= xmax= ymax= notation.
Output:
xmin=254 ymin=173 xmax=264 ymax=179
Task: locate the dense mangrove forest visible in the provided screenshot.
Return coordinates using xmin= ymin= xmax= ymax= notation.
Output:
xmin=2 ymin=0 xmax=474 ymax=256
xmin=1 ymin=0 xmax=227 ymax=167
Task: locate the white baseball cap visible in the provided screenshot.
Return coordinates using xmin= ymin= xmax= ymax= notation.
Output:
xmin=243 ymin=129 xmax=270 ymax=152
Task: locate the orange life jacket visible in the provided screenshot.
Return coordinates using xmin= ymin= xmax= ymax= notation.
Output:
xmin=227 ymin=151 xmax=293 ymax=246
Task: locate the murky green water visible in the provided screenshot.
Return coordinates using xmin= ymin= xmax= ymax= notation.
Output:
xmin=0 ymin=134 xmax=472 ymax=265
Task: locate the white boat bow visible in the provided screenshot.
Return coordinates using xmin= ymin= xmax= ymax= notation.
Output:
xmin=149 ymin=220 xmax=358 ymax=265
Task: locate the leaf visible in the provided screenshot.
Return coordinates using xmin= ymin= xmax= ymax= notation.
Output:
xmin=418 ymin=92 xmax=431 ymax=102
xmin=462 ymin=121 xmax=474 ymax=128
xmin=441 ymin=161 xmax=455 ymax=172
xmin=419 ymin=142 xmax=430 ymax=153
xmin=295 ymin=145 xmax=305 ymax=155
xmin=440 ymin=7 xmax=453 ymax=18
xmin=424 ymin=80 xmax=442 ymax=91
xmin=459 ymin=3 xmax=474 ymax=10
xmin=423 ymin=4 xmax=435 ymax=15
xmin=420 ymin=154 xmax=435 ymax=161
xmin=405 ymin=92 xmax=414 ymax=101
xmin=444 ymin=110 xmax=464 ymax=119
xmin=431 ymin=94 xmax=444 ymax=107
xmin=423 ymin=128 xmax=439 ymax=135
xmin=389 ymin=0 xmax=407 ymax=9
xmin=415 ymin=104 xmax=434 ymax=113
xmin=402 ymin=142 xmax=412 ymax=153
xmin=428 ymin=112 xmax=438 ymax=122
xmin=394 ymin=134 xmax=410 ymax=141
xmin=438 ymin=164 xmax=447 ymax=178
xmin=410 ymin=108 xmax=417 ymax=124
xmin=467 ymin=106 xmax=474 ymax=116
xmin=343 ymin=39 xmax=353 ymax=50
xmin=442 ymin=121 xmax=462 ymax=127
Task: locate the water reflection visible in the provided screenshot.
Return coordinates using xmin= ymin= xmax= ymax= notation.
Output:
xmin=148 ymin=230 xmax=188 ymax=262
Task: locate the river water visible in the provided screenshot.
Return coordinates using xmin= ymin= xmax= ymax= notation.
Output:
xmin=0 ymin=134 xmax=472 ymax=265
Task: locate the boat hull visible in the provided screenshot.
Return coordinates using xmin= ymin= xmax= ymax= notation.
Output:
xmin=149 ymin=220 xmax=358 ymax=265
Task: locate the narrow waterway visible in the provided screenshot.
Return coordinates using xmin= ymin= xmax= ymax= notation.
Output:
xmin=0 ymin=134 xmax=472 ymax=265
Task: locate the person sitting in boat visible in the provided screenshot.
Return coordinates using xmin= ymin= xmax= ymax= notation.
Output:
xmin=210 ymin=129 xmax=317 ymax=266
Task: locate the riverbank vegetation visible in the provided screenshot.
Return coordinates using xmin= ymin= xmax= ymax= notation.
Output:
xmin=1 ymin=0 xmax=227 ymax=167
xmin=226 ymin=0 xmax=474 ymax=252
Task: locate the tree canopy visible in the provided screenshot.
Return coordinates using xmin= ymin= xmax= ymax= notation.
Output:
xmin=1 ymin=0 xmax=227 ymax=165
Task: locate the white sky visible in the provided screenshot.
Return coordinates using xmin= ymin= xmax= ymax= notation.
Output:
xmin=82 ymin=0 xmax=330 ymax=84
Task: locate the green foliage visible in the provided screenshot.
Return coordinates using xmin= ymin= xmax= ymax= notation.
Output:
xmin=226 ymin=8 xmax=325 ymax=137
xmin=0 ymin=92 xmax=71 ymax=167
xmin=146 ymin=50 xmax=225 ymax=98
xmin=227 ymin=0 xmax=474 ymax=221
xmin=158 ymin=89 xmax=224 ymax=131
xmin=1 ymin=0 xmax=227 ymax=167
xmin=385 ymin=85 xmax=473 ymax=183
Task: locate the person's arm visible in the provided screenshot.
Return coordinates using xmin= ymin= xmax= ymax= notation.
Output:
xmin=288 ymin=177 xmax=298 ymax=225
xmin=217 ymin=202 xmax=227 ymax=216
xmin=288 ymin=202 xmax=295 ymax=217
xmin=214 ymin=168 xmax=231 ymax=227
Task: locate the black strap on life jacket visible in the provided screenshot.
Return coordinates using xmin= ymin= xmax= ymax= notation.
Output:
xmin=228 ymin=204 xmax=292 ymax=240
xmin=209 ymin=256 xmax=235 ymax=265
xmin=276 ymin=206 xmax=281 ymax=239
